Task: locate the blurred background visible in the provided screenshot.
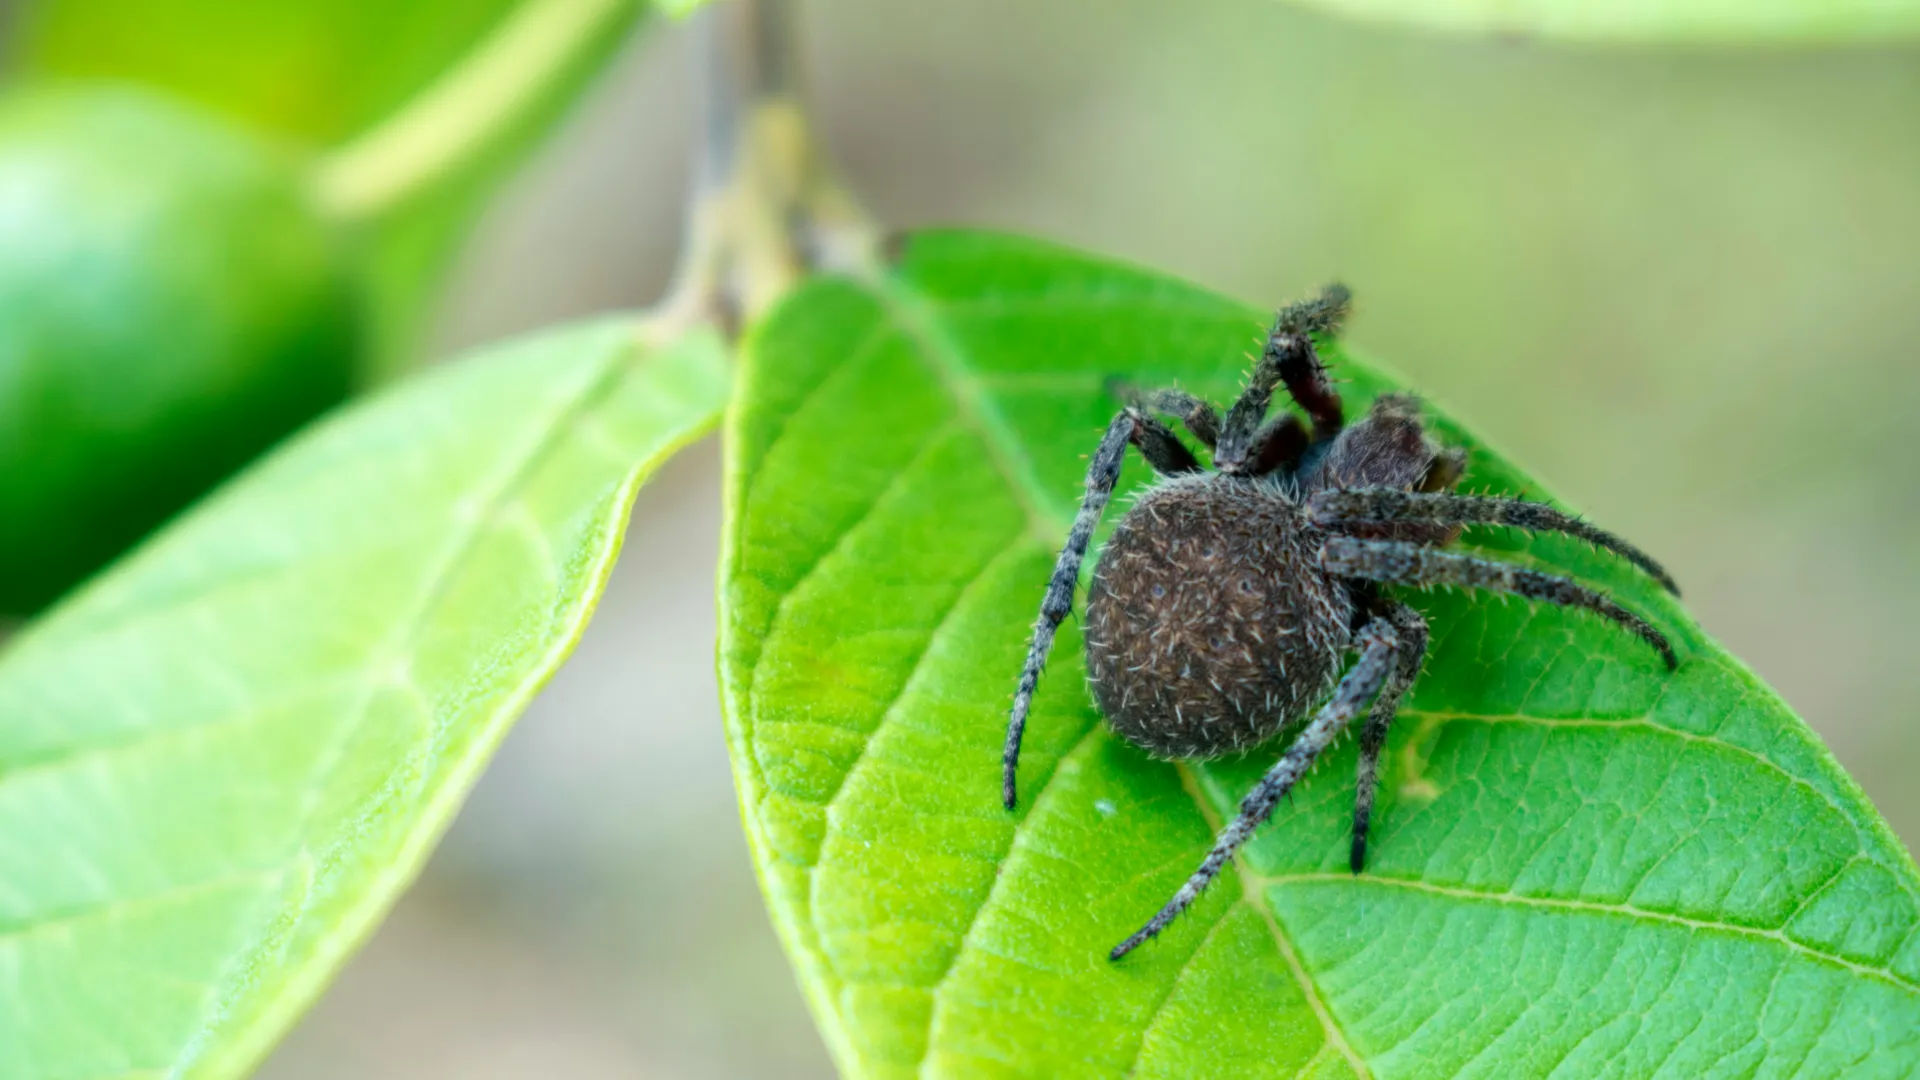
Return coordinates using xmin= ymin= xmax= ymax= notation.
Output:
xmin=6 ymin=0 xmax=1919 ymax=1074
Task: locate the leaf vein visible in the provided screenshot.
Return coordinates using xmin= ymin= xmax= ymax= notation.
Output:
xmin=1261 ymin=872 xmax=1920 ymax=996
xmin=0 ymin=869 xmax=279 ymax=947
xmin=914 ymin=721 xmax=1106 ymax=1079
xmin=748 ymin=419 xmax=967 ymax=729
xmin=806 ymin=531 xmax=1031 ymax=836
xmin=869 ymin=279 xmax=1069 ymax=539
xmin=284 ymin=347 xmax=638 ymax=842
xmin=176 ymin=332 xmax=669 ymax=1076
xmin=1401 ymin=708 xmax=1915 ymax=913
xmin=1634 ymin=931 xmax=1714 ymax=1079
xmin=1120 ymin=897 xmax=1242 ymax=1080
xmin=737 ymin=317 xmax=896 ymax=534
xmin=1176 ymin=763 xmax=1372 ymax=1080
xmin=0 ymin=680 xmax=359 ymax=784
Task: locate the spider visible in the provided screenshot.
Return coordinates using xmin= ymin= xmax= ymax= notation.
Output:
xmin=1001 ymin=285 xmax=1680 ymax=961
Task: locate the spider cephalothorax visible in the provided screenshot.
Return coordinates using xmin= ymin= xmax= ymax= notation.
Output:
xmin=1001 ymin=285 xmax=1679 ymax=960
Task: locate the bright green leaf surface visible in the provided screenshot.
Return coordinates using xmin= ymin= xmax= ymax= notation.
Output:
xmin=0 ymin=317 xmax=727 ymax=1078
xmin=719 ymin=231 xmax=1920 ymax=1078
xmin=1278 ymin=0 xmax=1920 ymax=43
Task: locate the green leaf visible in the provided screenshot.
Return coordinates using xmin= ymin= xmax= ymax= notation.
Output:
xmin=719 ymin=230 xmax=1920 ymax=1078
xmin=16 ymin=0 xmax=530 ymax=143
xmin=308 ymin=0 xmax=651 ymax=382
xmin=1275 ymin=0 xmax=1920 ymax=43
xmin=15 ymin=0 xmax=651 ymax=383
xmin=0 ymin=317 xmax=727 ymax=1078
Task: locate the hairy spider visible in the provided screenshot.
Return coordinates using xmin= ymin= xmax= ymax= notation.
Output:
xmin=1001 ymin=285 xmax=1680 ymax=961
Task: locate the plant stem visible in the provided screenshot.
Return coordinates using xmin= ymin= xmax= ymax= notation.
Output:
xmin=662 ymin=0 xmax=876 ymax=331
xmin=313 ymin=0 xmax=645 ymax=224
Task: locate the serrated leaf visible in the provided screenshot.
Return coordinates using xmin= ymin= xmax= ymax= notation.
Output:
xmin=1278 ymin=0 xmax=1920 ymax=43
xmin=719 ymin=230 xmax=1920 ymax=1078
xmin=0 ymin=317 xmax=727 ymax=1078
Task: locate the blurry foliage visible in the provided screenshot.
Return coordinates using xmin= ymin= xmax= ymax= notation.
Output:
xmin=12 ymin=0 xmax=652 ymax=380
xmin=0 ymin=85 xmax=355 ymax=611
xmin=1278 ymin=0 xmax=1920 ymax=42
xmin=15 ymin=0 xmax=526 ymax=141
xmin=0 ymin=0 xmax=646 ymax=613
xmin=302 ymin=0 xmax=651 ymax=381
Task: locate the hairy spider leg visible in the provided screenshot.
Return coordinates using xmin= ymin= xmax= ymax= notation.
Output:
xmin=1246 ymin=413 xmax=1311 ymax=477
xmin=1119 ymin=384 xmax=1308 ymax=476
xmin=1350 ymin=601 xmax=1429 ymax=874
xmin=1418 ymin=447 xmax=1468 ymax=493
xmin=1003 ymin=408 xmax=1199 ymax=810
xmin=1321 ymin=538 xmax=1678 ymax=669
xmin=1110 ymin=618 xmax=1402 ymax=961
xmin=1310 ymin=488 xmax=1680 ymax=595
xmin=1116 ymin=385 xmax=1222 ymax=448
xmin=1127 ymin=410 xmax=1204 ymax=478
xmin=1215 ymin=284 xmax=1352 ymax=472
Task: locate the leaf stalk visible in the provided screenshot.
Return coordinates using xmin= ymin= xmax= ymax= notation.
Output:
xmin=662 ymin=0 xmax=877 ymax=333
xmin=312 ymin=0 xmax=645 ymax=224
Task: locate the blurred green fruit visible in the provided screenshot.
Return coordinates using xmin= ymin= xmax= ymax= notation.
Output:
xmin=0 ymin=84 xmax=359 ymax=614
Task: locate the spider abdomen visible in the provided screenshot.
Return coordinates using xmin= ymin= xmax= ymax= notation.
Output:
xmin=1084 ymin=474 xmax=1354 ymax=760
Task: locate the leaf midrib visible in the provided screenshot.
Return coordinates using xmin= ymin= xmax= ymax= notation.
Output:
xmin=1174 ymin=761 xmax=1372 ymax=1080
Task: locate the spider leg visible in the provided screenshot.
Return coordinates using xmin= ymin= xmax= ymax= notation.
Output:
xmin=1110 ymin=618 xmax=1401 ymax=961
xmin=1351 ymin=601 xmax=1428 ymax=874
xmin=1311 ymin=489 xmax=1679 ymax=595
xmin=1419 ymin=447 xmax=1468 ymax=493
xmin=1110 ymin=384 xmax=1221 ymax=449
xmin=1127 ymin=409 xmax=1204 ymax=476
xmin=1321 ymin=537 xmax=1677 ymax=669
xmin=1113 ymin=383 xmax=1306 ymax=474
xmin=1246 ymin=413 xmax=1310 ymax=477
xmin=1215 ymin=285 xmax=1351 ymax=473
xmin=1004 ymin=408 xmax=1194 ymax=810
